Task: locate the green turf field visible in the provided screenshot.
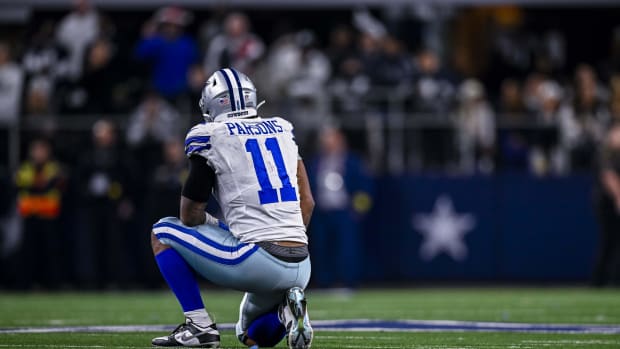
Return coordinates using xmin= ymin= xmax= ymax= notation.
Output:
xmin=1 ymin=287 xmax=619 ymax=348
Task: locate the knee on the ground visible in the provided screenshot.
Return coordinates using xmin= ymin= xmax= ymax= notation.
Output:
xmin=246 ymin=311 xmax=286 ymax=347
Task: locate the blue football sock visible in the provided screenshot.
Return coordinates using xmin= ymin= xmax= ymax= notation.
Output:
xmin=155 ymin=248 xmax=205 ymax=312
xmin=247 ymin=310 xmax=286 ymax=347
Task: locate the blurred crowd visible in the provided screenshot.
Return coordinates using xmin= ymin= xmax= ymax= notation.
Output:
xmin=1 ymin=1 xmax=620 ymax=288
xmin=0 ymin=3 xmax=618 ymax=174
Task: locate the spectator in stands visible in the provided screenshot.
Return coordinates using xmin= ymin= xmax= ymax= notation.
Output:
xmin=187 ymin=64 xmax=207 ymax=108
xmin=326 ymin=26 xmax=355 ymax=78
xmin=126 ymin=91 xmax=182 ymax=147
xmin=77 ymin=38 xmax=119 ymax=113
xmin=22 ymin=21 xmax=68 ymax=116
xmin=530 ymin=80 xmax=567 ymax=174
xmin=331 ymin=60 xmax=370 ymax=108
xmin=0 ymin=168 xmax=14 ymax=241
xmin=592 ymin=124 xmax=620 ymax=286
xmin=497 ymin=78 xmax=526 ymax=116
xmin=203 ymin=12 xmax=265 ymax=75
xmin=326 ymin=26 xmax=365 ymax=94
xmin=138 ymin=139 xmax=189 ymax=287
xmin=14 ymin=139 xmax=66 ymax=289
xmin=496 ymin=78 xmax=532 ymax=171
xmin=269 ymin=30 xmax=331 ymax=154
xmin=125 ymin=92 xmax=182 ymax=286
xmin=0 ymin=42 xmax=23 ymax=169
xmin=372 ymin=36 xmax=412 ymax=88
xmin=532 ymin=30 xmax=566 ymax=79
xmin=328 ymin=33 xmax=370 ymax=117
xmin=348 ymin=32 xmax=395 ymax=170
xmin=145 ymin=140 xmax=187 ymax=227
xmin=135 ymin=6 xmax=198 ymax=103
xmin=412 ymin=48 xmax=457 ymax=171
xmin=0 ymin=43 xmax=23 ymax=126
xmin=411 ymin=48 xmax=456 ymax=115
xmin=124 ymin=92 xmax=182 ymax=287
xmin=357 ymin=33 xmax=383 ymax=86
xmin=324 ymin=28 xmax=371 ymax=160
xmin=565 ymin=64 xmax=610 ymax=171
xmin=0 ymin=168 xmax=17 ymax=288
xmin=574 ymin=64 xmax=608 ymax=117
xmin=196 ymin=7 xmax=227 ymax=53
xmin=455 ymin=79 xmax=496 ymax=174
xmin=56 ymin=0 xmax=100 ymax=81
xmin=308 ymin=127 xmax=373 ymax=289
xmin=523 ymin=72 xmax=546 ymax=115
xmin=535 ymin=82 xmax=563 ymax=128
xmin=286 ymin=31 xmax=332 ymax=100
xmin=126 ymin=91 xmax=182 ymax=176
xmin=485 ymin=7 xmax=529 ymax=89
xmin=76 ymin=119 xmax=134 ymax=288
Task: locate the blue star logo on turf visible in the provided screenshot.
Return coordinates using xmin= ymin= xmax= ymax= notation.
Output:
xmin=412 ymin=195 xmax=476 ymax=262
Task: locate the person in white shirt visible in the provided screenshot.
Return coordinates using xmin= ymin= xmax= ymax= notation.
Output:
xmin=0 ymin=43 xmax=23 ymax=125
xmin=0 ymin=43 xmax=23 ymax=169
xmin=203 ymin=13 xmax=264 ymax=76
xmin=56 ymin=0 xmax=99 ymax=80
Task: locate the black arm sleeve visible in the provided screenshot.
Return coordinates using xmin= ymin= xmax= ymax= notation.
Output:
xmin=181 ymin=155 xmax=216 ymax=203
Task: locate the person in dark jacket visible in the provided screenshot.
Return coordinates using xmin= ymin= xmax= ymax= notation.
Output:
xmin=138 ymin=140 xmax=188 ymax=287
xmin=76 ymin=119 xmax=134 ymax=288
xmin=307 ymin=127 xmax=373 ymax=289
xmin=592 ymin=124 xmax=620 ymax=286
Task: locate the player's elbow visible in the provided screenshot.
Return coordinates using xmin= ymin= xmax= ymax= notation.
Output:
xmin=179 ymin=212 xmax=193 ymax=226
xmin=180 ymin=211 xmax=202 ymax=227
xmin=179 ymin=208 xmax=199 ymax=226
xmin=179 ymin=196 xmax=207 ymax=227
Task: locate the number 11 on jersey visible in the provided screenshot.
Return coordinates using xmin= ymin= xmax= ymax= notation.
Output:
xmin=245 ymin=137 xmax=298 ymax=205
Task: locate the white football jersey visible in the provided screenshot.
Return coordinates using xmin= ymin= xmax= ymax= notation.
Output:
xmin=184 ymin=116 xmax=307 ymax=244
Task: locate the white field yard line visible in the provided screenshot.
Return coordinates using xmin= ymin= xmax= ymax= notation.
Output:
xmin=1 ymin=319 xmax=619 ymax=334
xmin=521 ymin=339 xmax=620 ymax=344
xmin=315 ymin=318 xmax=620 ymax=329
xmin=318 ymin=335 xmax=401 ymax=340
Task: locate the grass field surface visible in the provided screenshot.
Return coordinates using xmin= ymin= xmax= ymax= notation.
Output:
xmin=0 ymin=288 xmax=619 ymax=348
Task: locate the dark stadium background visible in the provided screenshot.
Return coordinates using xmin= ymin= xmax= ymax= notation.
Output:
xmin=1 ymin=0 xmax=620 ymax=290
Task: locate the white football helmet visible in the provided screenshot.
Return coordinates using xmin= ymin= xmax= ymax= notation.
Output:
xmin=199 ymin=68 xmax=262 ymax=122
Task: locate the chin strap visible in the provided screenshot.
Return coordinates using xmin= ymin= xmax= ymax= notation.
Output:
xmin=256 ymin=100 xmax=266 ymax=110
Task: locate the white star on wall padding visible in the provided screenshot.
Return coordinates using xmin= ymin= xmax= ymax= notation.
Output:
xmin=412 ymin=195 xmax=476 ymax=262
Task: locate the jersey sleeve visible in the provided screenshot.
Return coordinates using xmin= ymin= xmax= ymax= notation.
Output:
xmin=184 ymin=123 xmax=213 ymax=160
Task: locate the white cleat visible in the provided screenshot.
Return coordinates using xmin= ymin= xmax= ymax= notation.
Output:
xmin=151 ymin=319 xmax=220 ymax=348
xmin=280 ymin=287 xmax=313 ymax=349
